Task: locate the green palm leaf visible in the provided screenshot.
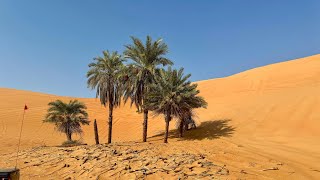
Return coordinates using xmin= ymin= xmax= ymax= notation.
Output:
xmin=44 ymin=100 xmax=90 ymax=142
xmin=123 ymin=35 xmax=173 ymax=142
xmin=145 ymin=67 xmax=207 ymax=143
xmin=87 ymin=50 xmax=126 ymax=143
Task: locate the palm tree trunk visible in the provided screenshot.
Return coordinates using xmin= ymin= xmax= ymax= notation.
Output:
xmin=94 ymin=119 xmax=99 ymax=145
xmin=66 ymin=123 xmax=72 ymax=141
xmin=164 ymin=113 xmax=171 ymax=143
xmin=142 ymin=109 xmax=148 ymax=142
xmin=179 ymin=119 xmax=184 ymax=138
xmin=108 ymin=104 xmax=113 ymax=144
xmin=184 ymin=120 xmax=189 ymax=131
xmin=67 ymin=133 xmax=72 ymax=141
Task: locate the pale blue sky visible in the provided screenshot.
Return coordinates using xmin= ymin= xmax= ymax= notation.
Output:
xmin=0 ymin=1 xmax=319 ymax=97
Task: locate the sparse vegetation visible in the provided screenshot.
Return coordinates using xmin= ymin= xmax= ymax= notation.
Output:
xmin=44 ymin=100 xmax=90 ymax=143
xmin=86 ymin=36 xmax=207 ymax=144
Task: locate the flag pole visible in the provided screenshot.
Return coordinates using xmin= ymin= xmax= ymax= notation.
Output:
xmin=15 ymin=105 xmax=27 ymax=169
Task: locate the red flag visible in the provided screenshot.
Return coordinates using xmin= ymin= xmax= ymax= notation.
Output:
xmin=24 ymin=104 xmax=28 ymax=110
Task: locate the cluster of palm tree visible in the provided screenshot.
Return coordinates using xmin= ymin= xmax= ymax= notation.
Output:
xmin=87 ymin=36 xmax=207 ymax=143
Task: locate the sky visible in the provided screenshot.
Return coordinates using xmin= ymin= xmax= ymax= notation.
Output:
xmin=0 ymin=1 xmax=319 ymax=97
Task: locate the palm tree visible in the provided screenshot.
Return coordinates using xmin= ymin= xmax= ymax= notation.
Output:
xmin=177 ymin=110 xmax=195 ymax=138
xmin=44 ymin=100 xmax=90 ymax=142
xmin=145 ymin=67 xmax=207 ymax=143
xmin=124 ymin=36 xmax=173 ymax=142
xmin=87 ymin=51 xmax=125 ymax=144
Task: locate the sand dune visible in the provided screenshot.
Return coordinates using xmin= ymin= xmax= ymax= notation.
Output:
xmin=1 ymin=54 xmax=320 ymax=179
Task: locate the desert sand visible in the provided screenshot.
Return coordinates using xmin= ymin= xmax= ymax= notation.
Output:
xmin=1 ymin=54 xmax=320 ymax=179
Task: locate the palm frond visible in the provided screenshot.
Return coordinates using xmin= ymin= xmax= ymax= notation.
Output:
xmin=44 ymin=99 xmax=90 ymax=135
xmin=123 ymin=36 xmax=173 ymax=110
xmin=145 ymin=67 xmax=207 ymax=120
xmin=87 ymin=51 xmax=126 ymax=107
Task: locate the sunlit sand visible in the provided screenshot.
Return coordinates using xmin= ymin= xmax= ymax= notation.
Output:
xmin=1 ymin=55 xmax=320 ymax=179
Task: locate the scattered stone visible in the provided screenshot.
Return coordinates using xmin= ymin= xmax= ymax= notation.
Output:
xmin=240 ymin=170 xmax=247 ymax=174
xmin=192 ymin=167 xmax=207 ymax=174
xmin=199 ymin=154 xmax=206 ymax=159
xmin=162 ymin=166 xmax=173 ymax=172
xmin=123 ymin=155 xmax=135 ymax=161
xmin=262 ymin=167 xmax=279 ymax=171
xmin=184 ymin=171 xmax=197 ymax=176
xmin=82 ymin=158 xmax=88 ymax=164
xmin=144 ymin=160 xmax=151 ymax=166
xmin=124 ymin=165 xmax=131 ymax=170
xmin=111 ymin=149 xmax=118 ymax=155
xmin=201 ymin=161 xmax=214 ymax=167
xmin=174 ymin=167 xmax=183 ymax=173
xmin=218 ymin=168 xmax=229 ymax=175
xmin=216 ymin=165 xmax=229 ymax=175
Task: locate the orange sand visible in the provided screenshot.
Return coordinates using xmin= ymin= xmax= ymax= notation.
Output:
xmin=1 ymin=54 xmax=320 ymax=179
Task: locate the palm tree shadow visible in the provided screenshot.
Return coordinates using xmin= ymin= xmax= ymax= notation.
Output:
xmin=182 ymin=119 xmax=235 ymax=140
xmin=149 ymin=119 xmax=235 ymax=141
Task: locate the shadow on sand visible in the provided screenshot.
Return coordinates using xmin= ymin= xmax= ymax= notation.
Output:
xmin=149 ymin=119 xmax=236 ymax=141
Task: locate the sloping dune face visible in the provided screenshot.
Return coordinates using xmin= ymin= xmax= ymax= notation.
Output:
xmin=196 ymin=54 xmax=320 ymax=138
xmin=0 ymin=55 xmax=320 ymax=177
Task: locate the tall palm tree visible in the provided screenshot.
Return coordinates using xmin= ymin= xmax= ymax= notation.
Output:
xmin=145 ymin=67 xmax=207 ymax=143
xmin=87 ymin=51 xmax=125 ymax=144
xmin=124 ymin=36 xmax=173 ymax=142
xmin=44 ymin=100 xmax=90 ymax=142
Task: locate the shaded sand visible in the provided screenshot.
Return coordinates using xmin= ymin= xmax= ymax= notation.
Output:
xmin=1 ymin=54 xmax=320 ymax=179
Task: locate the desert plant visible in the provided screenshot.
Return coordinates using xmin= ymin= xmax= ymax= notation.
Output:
xmin=44 ymin=100 xmax=90 ymax=142
xmin=123 ymin=35 xmax=173 ymax=142
xmin=177 ymin=111 xmax=197 ymax=137
xmin=87 ymin=51 xmax=125 ymax=143
xmin=145 ymin=67 xmax=207 ymax=143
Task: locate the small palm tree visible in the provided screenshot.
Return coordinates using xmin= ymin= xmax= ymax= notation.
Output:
xmin=44 ymin=100 xmax=90 ymax=142
xmin=87 ymin=51 xmax=125 ymax=144
xmin=145 ymin=67 xmax=207 ymax=143
xmin=124 ymin=35 xmax=173 ymax=142
xmin=177 ymin=110 xmax=195 ymax=138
